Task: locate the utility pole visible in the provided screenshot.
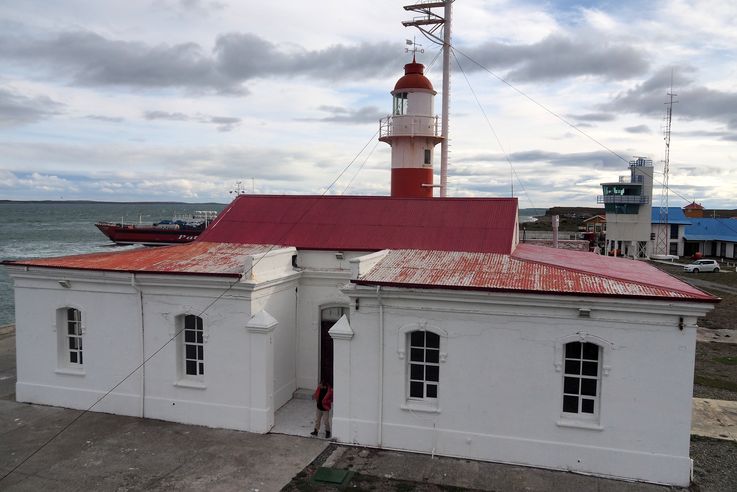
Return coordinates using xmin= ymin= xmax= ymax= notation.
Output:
xmin=403 ymin=1 xmax=453 ymax=197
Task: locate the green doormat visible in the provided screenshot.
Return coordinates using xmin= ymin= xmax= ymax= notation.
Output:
xmin=312 ymin=467 xmax=351 ymax=484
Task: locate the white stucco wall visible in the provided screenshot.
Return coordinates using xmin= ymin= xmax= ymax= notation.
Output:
xmin=333 ymin=286 xmax=711 ymax=486
xmin=293 ymin=250 xmax=365 ymax=390
xmin=135 ymin=276 xmax=255 ymax=431
xmin=250 ymin=279 xmax=299 ymax=411
xmin=12 ymin=271 xmax=143 ymax=417
xmin=8 ymin=252 xmax=301 ymax=433
xmin=650 ymin=223 xmax=686 ymax=257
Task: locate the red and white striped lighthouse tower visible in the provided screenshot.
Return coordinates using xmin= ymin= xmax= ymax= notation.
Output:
xmin=379 ymin=57 xmax=444 ymax=198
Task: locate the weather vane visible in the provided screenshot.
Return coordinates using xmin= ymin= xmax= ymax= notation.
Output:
xmin=405 ymin=37 xmax=424 ymax=56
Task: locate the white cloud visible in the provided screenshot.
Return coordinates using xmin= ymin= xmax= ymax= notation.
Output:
xmin=0 ymin=0 xmax=734 ymax=208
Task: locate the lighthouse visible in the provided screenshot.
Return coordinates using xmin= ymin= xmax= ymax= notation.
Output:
xmin=379 ymin=57 xmax=444 ymax=198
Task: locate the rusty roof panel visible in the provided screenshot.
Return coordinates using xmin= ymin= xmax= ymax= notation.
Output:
xmin=511 ymin=243 xmax=708 ymax=295
xmin=354 ymin=247 xmax=717 ymax=302
xmin=4 ymin=242 xmax=279 ymax=277
xmin=198 ymin=195 xmax=518 ymax=254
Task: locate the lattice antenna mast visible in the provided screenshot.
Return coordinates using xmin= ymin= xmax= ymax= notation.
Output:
xmin=655 ymin=74 xmax=677 ymax=256
xmin=402 ymin=1 xmax=453 ymax=197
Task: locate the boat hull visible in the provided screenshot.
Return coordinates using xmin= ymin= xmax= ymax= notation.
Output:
xmin=95 ymin=223 xmax=201 ymax=246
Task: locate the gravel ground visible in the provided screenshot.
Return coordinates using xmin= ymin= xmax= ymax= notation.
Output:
xmin=694 ymin=341 xmax=737 ymax=401
xmin=285 ymin=438 xmax=737 ymax=491
xmin=693 ymin=383 xmax=737 ymax=401
xmin=690 ymin=435 xmax=737 ymax=492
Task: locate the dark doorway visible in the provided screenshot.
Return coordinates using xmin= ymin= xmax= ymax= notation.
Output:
xmin=684 ymin=241 xmax=699 ymax=257
xmin=320 ymin=306 xmax=347 ymax=387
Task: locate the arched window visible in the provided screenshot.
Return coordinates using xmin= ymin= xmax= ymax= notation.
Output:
xmin=183 ymin=315 xmax=204 ymax=377
xmin=65 ymin=308 xmax=83 ymax=366
xmin=408 ymin=330 xmax=440 ymax=400
xmin=562 ymin=341 xmax=600 ymax=415
xmin=57 ymin=307 xmax=84 ymax=370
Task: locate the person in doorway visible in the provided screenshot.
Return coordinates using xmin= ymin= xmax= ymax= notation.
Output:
xmin=310 ymin=380 xmax=333 ymax=438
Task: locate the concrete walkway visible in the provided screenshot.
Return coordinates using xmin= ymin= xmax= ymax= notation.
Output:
xmin=272 ymin=397 xmax=317 ymax=438
xmin=697 ymin=327 xmax=737 ymax=343
xmin=0 ymin=399 xmax=329 ymax=491
xmin=692 ymin=398 xmax=737 ymax=441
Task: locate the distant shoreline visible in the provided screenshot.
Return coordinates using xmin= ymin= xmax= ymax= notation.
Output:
xmin=0 ymin=200 xmax=227 ymax=205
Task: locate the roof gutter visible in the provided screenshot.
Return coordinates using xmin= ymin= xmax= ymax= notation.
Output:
xmin=351 ymin=279 xmax=720 ymax=304
xmin=2 ymin=262 xmax=243 ymax=279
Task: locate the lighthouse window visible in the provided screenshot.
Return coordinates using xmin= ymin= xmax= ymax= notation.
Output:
xmin=424 ymin=149 xmax=431 ymax=165
xmin=393 ymin=92 xmax=408 ymax=115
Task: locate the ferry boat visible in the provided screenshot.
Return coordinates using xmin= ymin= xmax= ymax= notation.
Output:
xmin=95 ymin=211 xmax=218 ymax=246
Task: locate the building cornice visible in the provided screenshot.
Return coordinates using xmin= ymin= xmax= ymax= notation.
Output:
xmin=342 ymin=284 xmax=713 ymax=318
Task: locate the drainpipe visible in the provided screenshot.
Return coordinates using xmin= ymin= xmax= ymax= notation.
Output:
xmin=131 ymin=274 xmax=145 ymax=418
xmin=294 ymin=285 xmax=299 ymax=390
xmin=377 ymin=285 xmax=384 ymax=447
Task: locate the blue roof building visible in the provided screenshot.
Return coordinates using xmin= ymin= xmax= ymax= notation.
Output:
xmin=654 ymin=210 xmax=737 ymax=258
xmin=684 ymin=218 xmax=737 ymax=242
xmin=650 ymin=207 xmax=691 ymax=225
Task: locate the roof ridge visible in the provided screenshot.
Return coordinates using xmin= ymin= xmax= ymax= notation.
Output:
xmin=233 ymin=194 xmax=517 ymax=201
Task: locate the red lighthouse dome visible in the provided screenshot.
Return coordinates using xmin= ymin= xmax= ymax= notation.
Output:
xmin=393 ymin=58 xmax=435 ymax=93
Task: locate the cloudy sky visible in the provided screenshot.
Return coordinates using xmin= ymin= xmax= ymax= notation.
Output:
xmin=1 ymin=0 xmax=735 ymax=208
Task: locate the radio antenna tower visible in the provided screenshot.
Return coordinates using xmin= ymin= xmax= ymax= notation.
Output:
xmin=402 ymin=1 xmax=453 ymax=197
xmin=655 ymin=72 xmax=677 ymax=256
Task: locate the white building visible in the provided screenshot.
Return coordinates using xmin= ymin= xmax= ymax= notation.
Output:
xmin=651 ymin=207 xmax=691 ymax=258
xmin=599 ymin=157 xmax=653 ymax=258
xmin=3 ymin=59 xmax=718 ymax=487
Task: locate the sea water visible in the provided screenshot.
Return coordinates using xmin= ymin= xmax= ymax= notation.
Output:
xmin=0 ymin=202 xmax=225 ymax=326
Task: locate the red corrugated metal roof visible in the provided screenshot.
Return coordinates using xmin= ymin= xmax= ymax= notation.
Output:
xmin=353 ymin=246 xmax=718 ymax=302
xmin=512 ymin=243 xmax=706 ymax=294
xmin=3 ymin=242 xmax=279 ymax=277
xmin=197 ymin=195 xmax=518 ymax=254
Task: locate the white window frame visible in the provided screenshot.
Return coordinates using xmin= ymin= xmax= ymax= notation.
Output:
xmin=562 ymin=341 xmax=601 ymax=416
xmin=554 ymin=332 xmax=613 ymax=430
xmin=407 ymin=329 xmax=440 ymax=402
xmin=176 ymin=314 xmax=206 ymax=386
xmin=55 ymin=306 xmax=86 ymax=374
xmin=397 ymin=322 xmax=447 ymax=413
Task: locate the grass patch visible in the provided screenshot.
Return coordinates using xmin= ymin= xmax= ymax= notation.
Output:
xmin=694 ymin=375 xmax=737 ymax=392
xmin=714 ymin=356 xmax=737 ymax=365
